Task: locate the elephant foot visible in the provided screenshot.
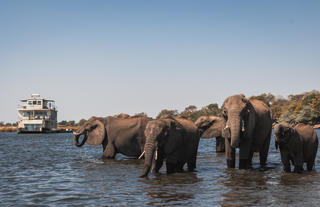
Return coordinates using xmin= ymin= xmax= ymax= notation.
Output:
xmin=294 ymin=166 xmax=303 ymax=173
xmin=176 ymin=168 xmax=184 ymax=173
xmin=101 ymin=155 xmax=114 ymax=159
xmin=283 ymin=168 xmax=291 ymax=173
xmin=258 ymin=163 xmax=266 ymax=171
xmin=307 ymin=162 xmax=314 ymax=171
xmin=166 ymin=162 xmax=176 ymax=174
xmin=226 ymin=159 xmax=235 ymax=168
xmin=239 ymin=159 xmax=248 ymax=169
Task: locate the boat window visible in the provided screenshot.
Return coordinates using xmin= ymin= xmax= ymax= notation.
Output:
xmin=28 ymin=101 xmax=32 ymax=105
xmin=37 ymin=101 xmax=41 ymax=105
xmin=33 ymin=101 xmax=37 ymax=105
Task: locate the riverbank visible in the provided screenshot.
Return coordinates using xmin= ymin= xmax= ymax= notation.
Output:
xmin=0 ymin=126 xmax=17 ymax=132
xmin=1 ymin=124 xmax=319 ymax=132
xmin=0 ymin=126 xmax=80 ymax=132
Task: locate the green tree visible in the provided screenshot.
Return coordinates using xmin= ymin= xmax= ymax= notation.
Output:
xmin=295 ymin=105 xmax=314 ymax=123
xmin=279 ymin=110 xmax=297 ymax=124
xmin=270 ymin=98 xmax=291 ymax=121
xmin=288 ymin=94 xmax=304 ymax=102
xmin=180 ymin=105 xmax=197 ymax=119
xmin=250 ymin=93 xmax=275 ymax=106
xmin=67 ymin=120 xmax=76 ymax=126
xmin=134 ymin=112 xmax=148 ymax=117
xmin=77 ymin=119 xmax=87 ymax=126
xmin=311 ymin=94 xmax=320 ymax=123
xmin=275 ymin=90 xmax=320 ymax=124
xmin=157 ymin=109 xmax=179 ymax=119
xmin=201 ymin=103 xmax=221 ymax=116
xmin=58 ymin=120 xmax=67 ymax=126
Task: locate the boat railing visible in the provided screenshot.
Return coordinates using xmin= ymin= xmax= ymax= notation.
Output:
xmin=19 ymin=116 xmax=51 ymax=121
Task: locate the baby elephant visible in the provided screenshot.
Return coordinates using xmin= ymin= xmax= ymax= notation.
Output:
xmin=274 ymin=122 xmax=318 ymax=173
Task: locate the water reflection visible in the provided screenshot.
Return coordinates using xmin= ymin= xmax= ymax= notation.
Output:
xmin=220 ymin=169 xmax=270 ymax=206
xmin=140 ymin=173 xmax=202 ymax=206
xmin=0 ymin=131 xmax=320 ymax=206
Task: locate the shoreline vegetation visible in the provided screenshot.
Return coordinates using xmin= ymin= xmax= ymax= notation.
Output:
xmin=0 ymin=126 xmax=81 ymax=132
xmin=1 ymin=90 xmax=320 ymax=132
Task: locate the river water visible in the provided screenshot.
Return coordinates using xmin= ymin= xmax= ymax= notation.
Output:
xmin=1 ymin=130 xmax=320 ymax=206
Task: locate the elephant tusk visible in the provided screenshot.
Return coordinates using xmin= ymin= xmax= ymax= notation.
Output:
xmin=241 ymin=120 xmax=245 ymax=132
xmin=138 ymin=151 xmax=145 ymax=159
xmin=224 ymin=125 xmax=230 ymax=130
xmin=155 ymin=149 xmax=158 ymax=161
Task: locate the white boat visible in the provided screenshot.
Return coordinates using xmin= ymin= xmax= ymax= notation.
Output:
xmin=17 ymin=94 xmax=58 ymax=133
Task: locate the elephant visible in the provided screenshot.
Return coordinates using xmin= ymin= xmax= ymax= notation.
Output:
xmin=274 ymin=122 xmax=318 ymax=173
xmin=221 ymin=94 xmax=272 ymax=169
xmin=140 ymin=115 xmax=200 ymax=177
xmin=73 ymin=115 xmax=152 ymax=158
xmin=195 ymin=116 xmax=226 ymax=152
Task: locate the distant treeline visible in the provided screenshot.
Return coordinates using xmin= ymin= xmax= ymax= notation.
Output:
xmin=61 ymin=90 xmax=320 ymax=126
xmin=58 ymin=119 xmax=87 ymax=127
xmin=0 ymin=122 xmax=17 ymax=127
xmin=2 ymin=90 xmax=319 ymax=127
xmin=155 ymin=90 xmax=320 ymax=124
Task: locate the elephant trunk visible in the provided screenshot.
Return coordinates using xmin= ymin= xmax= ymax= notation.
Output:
xmin=230 ymin=114 xmax=241 ymax=148
xmin=140 ymin=137 xmax=156 ymax=177
xmin=73 ymin=132 xmax=87 ymax=147
xmin=273 ymin=124 xmax=282 ymax=150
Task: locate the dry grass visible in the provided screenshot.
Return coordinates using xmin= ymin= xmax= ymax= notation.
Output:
xmin=57 ymin=126 xmax=80 ymax=131
xmin=0 ymin=126 xmax=17 ymax=132
xmin=0 ymin=125 xmax=80 ymax=132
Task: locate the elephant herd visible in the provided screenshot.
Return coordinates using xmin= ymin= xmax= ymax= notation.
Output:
xmin=73 ymin=94 xmax=319 ymax=177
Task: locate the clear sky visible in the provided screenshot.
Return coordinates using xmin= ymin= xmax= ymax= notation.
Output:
xmin=1 ymin=0 xmax=319 ymax=123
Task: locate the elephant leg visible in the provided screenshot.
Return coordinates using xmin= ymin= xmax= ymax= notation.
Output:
xmin=216 ymin=137 xmax=225 ymax=153
xmin=166 ymin=162 xmax=176 ymax=174
xmin=187 ymin=150 xmax=197 ymax=172
xmin=248 ymin=150 xmax=254 ymax=169
xmin=307 ymin=159 xmax=315 ymax=171
xmin=293 ymin=165 xmax=303 ymax=173
xmin=153 ymin=155 xmax=164 ymax=173
xmin=176 ymin=161 xmax=185 ymax=172
xmin=187 ymin=159 xmax=196 ymax=172
xmin=239 ymin=139 xmax=251 ymax=169
xmin=225 ymin=138 xmax=235 ymax=168
xmin=259 ymin=133 xmax=271 ymax=168
xmin=293 ymin=153 xmax=304 ymax=173
xmin=281 ymin=151 xmax=291 ymax=172
xmin=102 ymin=143 xmax=116 ymax=159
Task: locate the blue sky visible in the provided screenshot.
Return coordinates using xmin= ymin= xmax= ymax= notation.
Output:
xmin=1 ymin=0 xmax=319 ymax=122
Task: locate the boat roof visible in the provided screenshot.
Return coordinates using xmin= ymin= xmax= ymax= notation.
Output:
xmin=20 ymin=99 xmax=55 ymax=102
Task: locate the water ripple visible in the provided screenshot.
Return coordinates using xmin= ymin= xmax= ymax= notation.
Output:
xmin=0 ymin=131 xmax=320 ymax=206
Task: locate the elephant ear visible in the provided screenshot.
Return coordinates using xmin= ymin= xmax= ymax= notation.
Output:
xmin=201 ymin=118 xmax=222 ymax=138
xmin=86 ymin=119 xmax=106 ymax=146
xmin=242 ymin=99 xmax=256 ymax=139
xmin=163 ymin=119 xmax=183 ymax=154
